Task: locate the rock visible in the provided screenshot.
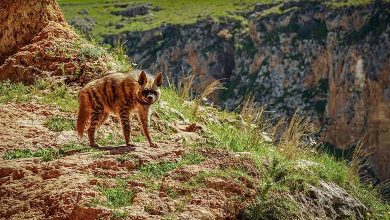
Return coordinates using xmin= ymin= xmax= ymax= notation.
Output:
xmin=297 ymin=180 xmax=368 ymax=219
xmin=261 ymin=132 xmax=273 ymax=143
xmin=297 ymin=159 xmax=319 ymax=169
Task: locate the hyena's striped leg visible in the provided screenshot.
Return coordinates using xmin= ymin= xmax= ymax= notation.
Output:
xmin=97 ymin=112 xmax=109 ymax=127
xmin=119 ymin=109 xmax=131 ymax=146
xmin=137 ymin=106 xmax=156 ymax=147
xmin=87 ymin=111 xmax=103 ymax=147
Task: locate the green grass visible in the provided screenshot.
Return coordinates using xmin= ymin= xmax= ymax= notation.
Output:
xmin=3 ymin=148 xmax=59 ymax=161
xmin=125 ymin=151 xmax=205 ymax=193
xmin=58 ymin=0 xmax=264 ymax=36
xmin=158 ymin=87 xmax=194 ymax=121
xmin=139 ymin=152 xmax=204 ymax=178
xmin=0 ymin=81 xmax=30 ymax=103
xmin=98 ymin=184 xmax=133 ymax=208
xmin=45 ymin=116 xmax=75 ymax=132
xmin=116 ymin=153 xmax=137 ymax=163
xmin=77 ymin=43 xmax=106 ymax=61
xmin=3 ymin=143 xmax=92 ymax=161
xmin=0 ymin=80 xmax=78 ymax=112
xmin=41 ymin=84 xmax=78 ymax=112
xmin=59 ymin=142 xmax=93 ymax=154
xmin=140 ymin=161 xmax=179 ymax=178
xmin=58 ymin=0 xmax=379 ymax=38
xmin=242 ymin=192 xmax=302 ymax=220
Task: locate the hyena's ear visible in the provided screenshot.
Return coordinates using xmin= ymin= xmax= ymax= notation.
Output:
xmin=154 ymin=72 xmax=163 ymax=87
xmin=138 ymin=70 xmax=147 ymax=85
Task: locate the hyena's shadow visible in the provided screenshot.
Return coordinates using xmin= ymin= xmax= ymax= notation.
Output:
xmin=91 ymin=144 xmax=137 ymax=155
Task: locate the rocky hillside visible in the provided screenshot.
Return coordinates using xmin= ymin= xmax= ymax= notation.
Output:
xmin=60 ymin=0 xmax=390 ymax=183
xmin=1 ymin=0 xmax=389 ymax=219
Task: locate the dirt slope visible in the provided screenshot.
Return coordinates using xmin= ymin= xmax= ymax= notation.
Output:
xmin=0 ymin=103 xmax=258 ymax=219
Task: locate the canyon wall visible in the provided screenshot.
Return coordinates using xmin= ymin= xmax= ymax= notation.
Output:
xmin=104 ymin=1 xmax=390 ymax=181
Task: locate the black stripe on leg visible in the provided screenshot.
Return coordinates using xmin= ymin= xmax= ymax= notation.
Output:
xmin=111 ymin=81 xmax=117 ymax=103
xmin=90 ymin=113 xmax=101 ymax=127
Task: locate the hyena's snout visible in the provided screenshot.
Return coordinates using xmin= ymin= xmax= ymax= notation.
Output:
xmin=147 ymin=94 xmax=156 ymax=102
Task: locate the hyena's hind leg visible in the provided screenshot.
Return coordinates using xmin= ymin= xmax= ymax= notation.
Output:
xmin=119 ymin=108 xmax=132 ymax=146
xmin=87 ymin=111 xmax=104 ymax=147
xmin=98 ymin=112 xmax=109 ymax=127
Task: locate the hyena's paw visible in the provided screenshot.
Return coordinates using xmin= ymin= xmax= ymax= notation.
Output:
xmin=90 ymin=143 xmax=100 ymax=148
xmin=149 ymin=142 xmax=158 ymax=148
xmin=126 ymin=142 xmax=137 ymax=148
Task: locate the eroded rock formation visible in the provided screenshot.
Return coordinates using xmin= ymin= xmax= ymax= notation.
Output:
xmin=0 ymin=0 xmax=118 ymax=84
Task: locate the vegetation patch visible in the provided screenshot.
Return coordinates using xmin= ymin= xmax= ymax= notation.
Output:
xmin=139 ymin=152 xmax=204 ymax=178
xmin=3 ymin=148 xmax=59 ymax=162
xmin=0 ymin=81 xmax=30 ymax=103
xmin=58 ymin=0 xmax=373 ymax=38
xmin=58 ymin=0 xmax=262 ymax=36
xmin=45 ymin=116 xmax=75 ymax=132
xmin=158 ymin=80 xmax=390 ymax=218
xmin=3 ymin=143 xmax=92 ymax=161
xmin=116 ymin=153 xmax=137 ymax=163
xmin=98 ymin=184 xmax=133 ymax=208
xmin=0 ymin=80 xmax=78 ymax=112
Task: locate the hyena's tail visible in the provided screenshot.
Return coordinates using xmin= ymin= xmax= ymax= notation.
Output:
xmin=76 ymin=92 xmax=89 ymax=137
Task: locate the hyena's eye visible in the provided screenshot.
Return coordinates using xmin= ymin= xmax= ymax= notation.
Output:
xmin=142 ymin=90 xmax=157 ymax=97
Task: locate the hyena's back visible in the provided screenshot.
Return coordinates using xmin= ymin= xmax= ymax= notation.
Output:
xmin=76 ymin=72 xmax=139 ymax=137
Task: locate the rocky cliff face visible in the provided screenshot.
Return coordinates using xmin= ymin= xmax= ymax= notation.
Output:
xmin=103 ymin=1 xmax=390 ymax=182
xmin=0 ymin=0 xmax=66 ymax=64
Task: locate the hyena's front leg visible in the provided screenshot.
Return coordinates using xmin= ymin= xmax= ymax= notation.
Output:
xmin=88 ymin=111 xmax=103 ymax=147
xmin=119 ymin=108 xmax=132 ymax=146
xmin=137 ymin=106 xmax=156 ymax=147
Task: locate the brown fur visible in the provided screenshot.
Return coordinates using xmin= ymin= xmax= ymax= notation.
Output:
xmin=76 ymin=70 xmax=163 ymax=147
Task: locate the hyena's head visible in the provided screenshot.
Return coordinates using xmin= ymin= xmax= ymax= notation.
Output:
xmin=137 ymin=70 xmax=163 ymax=105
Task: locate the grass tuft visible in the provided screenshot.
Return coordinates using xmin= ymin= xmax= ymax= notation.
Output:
xmin=98 ymin=184 xmax=133 ymax=208
xmin=180 ymin=69 xmax=197 ymax=100
xmin=193 ymin=80 xmax=224 ymax=116
xmin=348 ymin=136 xmax=371 ymax=182
xmin=277 ymin=111 xmax=319 ymax=160
xmin=78 ymin=43 xmax=106 ymax=61
xmin=3 ymin=148 xmax=59 ymax=162
xmin=45 ymin=116 xmax=75 ymax=132
xmin=3 ymin=143 xmax=92 ymax=161
xmin=0 ymin=80 xmax=30 ymax=103
xmin=116 ymin=153 xmax=137 ymax=163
